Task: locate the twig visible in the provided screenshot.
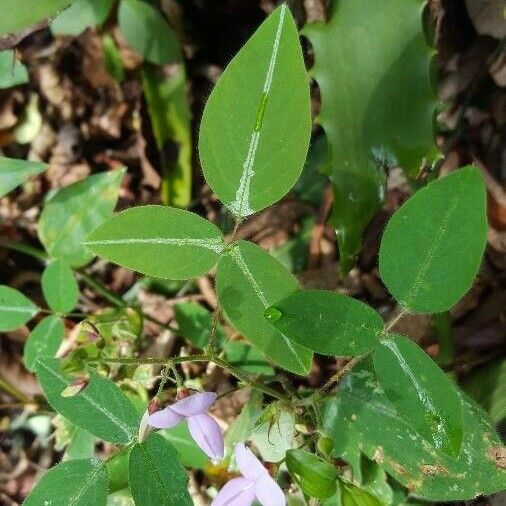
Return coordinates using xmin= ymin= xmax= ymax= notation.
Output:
xmin=318 ymin=356 xmax=363 ymax=394
xmin=0 ymin=376 xmax=32 ymax=405
xmin=383 ymin=309 xmax=407 ymax=334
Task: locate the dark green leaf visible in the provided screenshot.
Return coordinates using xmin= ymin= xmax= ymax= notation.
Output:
xmin=340 ymin=482 xmax=385 ymax=506
xmin=24 ymin=315 xmax=64 ymax=372
xmin=41 ymin=259 xmax=79 ymax=313
xmin=0 ymin=285 xmax=38 ymax=331
xmin=0 ymin=51 xmax=28 ymax=89
xmin=159 ymin=421 xmax=208 ymax=469
xmin=0 ymin=157 xmax=46 ymax=197
xmin=51 ymin=0 xmax=114 ymax=36
xmin=225 ymin=340 xmax=275 ymax=376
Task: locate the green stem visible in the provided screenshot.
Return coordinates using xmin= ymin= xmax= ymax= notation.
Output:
xmin=0 ymin=376 xmax=32 ymax=404
xmin=432 ymin=312 xmax=454 ymax=367
xmin=0 ymin=238 xmax=47 ymax=261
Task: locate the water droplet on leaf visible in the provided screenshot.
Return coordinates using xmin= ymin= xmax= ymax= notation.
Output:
xmin=264 ymin=306 xmax=282 ymax=322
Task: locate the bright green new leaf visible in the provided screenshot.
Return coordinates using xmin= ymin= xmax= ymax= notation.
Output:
xmin=23 ymin=315 xmax=64 ymax=372
xmin=0 ymin=51 xmax=28 ymax=89
xmin=305 ymin=0 xmax=437 ymax=273
xmin=216 ymin=241 xmax=312 ymax=375
xmin=129 ymin=433 xmax=192 ymax=506
xmin=36 ymin=358 xmax=140 ymax=444
xmin=0 ymin=157 xmax=47 ymax=197
xmin=103 ymin=33 xmax=125 ymax=82
xmin=0 ymin=0 xmax=72 ymax=36
xmin=324 ymin=360 xmax=506 ymax=501
xmin=199 ymin=5 xmax=311 ymax=217
xmin=379 ymin=167 xmax=487 ymax=313
xmin=374 ymin=334 xmax=463 ymax=456
xmin=265 ymin=289 xmax=383 ymax=356
xmin=51 ymin=0 xmax=114 ymax=36
xmin=85 ymin=205 xmax=224 ymax=279
xmin=118 ymin=0 xmax=180 ymax=65
xmin=23 ymin=458 xmax=108 ymax=506
xmin=0 ymin=285 xmax=38 ymax=331
xmin=42 ymin=259 xmax=79 ymax=313
xmin=38 ymin=169 xmax=125 ymax=267
xmin=160 ymin=421 xmax=208 ymax=469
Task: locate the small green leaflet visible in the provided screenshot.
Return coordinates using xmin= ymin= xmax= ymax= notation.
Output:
xmin=51 ymin=0 xmax=114 ymax=36
xmin=42 ymin=259 xmax=79 ymax=313
xmin=0 ymin=51 xmax=29 ymax=89
xmin=85 ymin=205 xmax=225 ymax=279
xmin=199 ymin=5 xmax=311 ymax=217
xmin=118 ymin=0 xmax=180 ymax=65
xmin=160 ymin=421 xmax=208 ymax=469
xmin=374 ymin=334 xmax=463 ymax=457
xmin=38 ymin=169 xmax=125 ymax=267
xmin=103 ymin=33 xmax=125 ymax=82
xmin=0 ymin=285 xmax=38 ymax=331
xmin=129 ymin=433 xmax=193 ymax=506
xmin=265 ymin=289 xmax=383 ymax=356
xmin=379 ymin=167 xmax=487 ymax=313
xmin=23 ymin=458 xmax=108 ymax=506
xmin=36 ymin=358 xmax=140 ymax=444
xmin=216 ymin=241 xmax=313 ymax=375
xmin=0 ymin=157 xmax=46 ymax=197
xmin=24 ymin=315 xmax=64 ymax=372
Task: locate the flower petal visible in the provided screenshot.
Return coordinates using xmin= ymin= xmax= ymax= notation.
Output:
xmin=187 ymin=413 xmax=224 ymax=460
xmin=171 ymin=391 xmax=217 ymax=416
xmin=212 ymin=477 xmax=255 ymax=506
xmin=235 ymin=443 xmax=268 ymax=481
xmin=148 ymin=406 xmax=184 ymax=429
xmin=254 ymin=475 xmax=286 ymax=506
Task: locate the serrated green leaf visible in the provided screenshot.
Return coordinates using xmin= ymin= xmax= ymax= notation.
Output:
xmin=266 ymin=289 xmax=383 ymax=356
xmin=129 ymin=433 xmax=192 ymax=506
xmin=304 ymin=0 xmax=437 ymax=273
xmin=374 ymin=334 xmax=463 ymax=457
xmin=36 ymin=358 xmax=140 ymax=444
xmin=323 ymin=360 xmax=506 ymax=501
xmin=23 ymin=315 xmax=64 ymax=372
xmin=216 ymin=241 xmax=312 ymax=375
xmin=379 ymin=166 xmax=487 ymax=313
xmin=42 ymin=259 xmax=79 ymax=313
xmin=85 ymin=205 xmax=224 ymax=279
xmin=51 ymin=0 xmax=114 ymax=36
xmin=0 ymin=285 xmax=38 ymax=331
xmin=118 ymin=0 xmax=180 ymax=65
xmin=0 ymin=0 xmax=72 ymax=36
xmin=24 ymin=458 xmax=108 ymax=506
xmin=38 ymin=169 xmax=125 ymax=267
xmin=199 ymin=5 xmax=311 ymax=217
xmin=0 ymin=51 xmax=28 ymax=89
xmin=0 ymin=157 xmax=46 ymax=197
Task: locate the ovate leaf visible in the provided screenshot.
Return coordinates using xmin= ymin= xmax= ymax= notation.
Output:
xmin=51 ymin=0 xmax=114 ymax=36
xmin=42 ymin=259 xmax=79 ymax=313
xmin=216 ymin=241 xmax=312 ymax=375
xmin=0 ymin=51 xmax=28 ymax=89
xmin=199 ymin=5 xmax=311 ymax=217
xmin=0 ymin=285 xmax=38 ymax=331
xmin=265 ymin=289 xmax=383 ymax=356
xmin=118 ymin=0 xmax=180 ymax=65
xmin=379 ymin=167 xmax=487 ymax=313
xmin=304 ymin=0 xmax=437 ymax=272
xmin=129 ymin=433 xmax=192 ymax=506
xmin=36 ymin=358 xmax=140 ymax=444
xmin=0 ymin=157 xmax=46 ymax=197
xmin=38 ymin=169 xmax=125 ymax=267
xmin=85 ymin=205 xmax=224 ymax=279
xmin=24 ymin=458 xmax=108 ymax=506
xmin=24 ymin=315 xmax=64 ymax=372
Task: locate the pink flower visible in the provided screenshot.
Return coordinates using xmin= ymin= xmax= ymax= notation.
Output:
xmin=149 ymin=391 xmax=224 ymax=460
xmin=212 ymin=443 xmax=285 ymax=506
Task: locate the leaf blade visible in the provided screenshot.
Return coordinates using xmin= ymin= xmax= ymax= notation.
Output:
xmin=23 ymin=315 xmax=64 ymax=372
xmin=0 ymin=285 xmax=38 ymax=331
xmin=0 ymin=157 xmax=46 ymax=197
xmin=42 ymin=259 xmax=79 ymax=313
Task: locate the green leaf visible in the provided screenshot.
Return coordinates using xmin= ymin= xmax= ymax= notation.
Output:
xmin=103 ymin=33 xmax=125 ymax=82
xmin=0 ymin=51 xmax=28 ymax=89
xmin=42 ymin=259 xmax=79 ymax=313
xmin=54 ymin=416 xmax=95 ymax=461
xmin=304 ymin=0 xmax=437 ymax=273
xmin=118 ymin=0 xmax=180 ymax=65
xmin=36 ymin=358 xmax=140 ymax=444
xmin=51 ymin=0 xmax=114 ymax=36
xmin=129 ymin=432 xmax=192 ymax=506
xmin=141 ymin=63 xmax=192 ymax=207
xmin=360 ymin=457 xmax=393 ymax=506
xmin=0 ymin=157 xmax=46 ymax=197
xmin=265 ymin=289 xmax=383 ymax=356
xmin=24 ymin=458 xmax=108 ymax=506
xmin=85 ymin=205 xmax=224 ymax=279
xmin=0 ymin=285 xmax=38 ymax=331
xmin=23 ymin=315 xmax=64 ymax=372
xmin=286 ymin=449 xmax=338 ymax=499
xmin=216 ymin=241 xmax=312 ymax=375
xmin=323 ymin=360 xmax=506 ymax=501
xmin=340 ymin=482 xmax=385 ymax=506
xmin=199 ymin=5 xmax=311 ymax=217
xmin=225 ymin=340 xmax=275 ymax=376
xmin=379 ymin=166 xmax=487 ymax=313
xmin=0 ymin=0 xmax=72 ymax=36
xmin=374 ymin=334 xmax=463 ymax=457
xmin=38 ymin=169 xmax=125 ymax=267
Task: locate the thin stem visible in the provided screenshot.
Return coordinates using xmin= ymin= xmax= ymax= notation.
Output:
xmin=317 ymin=356 xmax=363 ymax=396
xmin=383 ymin=309 xmax=406 ymax=334
xmin=0 ymin=376 xmax=32 ymax=404
xmin=432 ymin=312 xmax=454 ymax=367
xmin=206 ymin=304 xmax=221 ymax=355
xmin=0 ymin=238 xmax=47 ymax=261
xmin=77 ymin=270 xmax=126 ymax=307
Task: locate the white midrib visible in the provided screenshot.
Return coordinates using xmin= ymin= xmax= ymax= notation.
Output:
xmin=0 ymin=305 xmax=37 ymax=314
xmin=67 ymin=462 xmax=105 ymax=506
xmin=228 ymin=5 xmax=286 ymax=217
